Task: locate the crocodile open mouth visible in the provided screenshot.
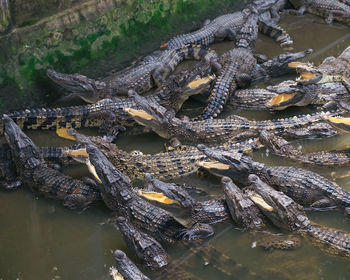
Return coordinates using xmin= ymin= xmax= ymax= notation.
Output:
xmin=249 ymin=193 xmax=274 ymax=212
xmin=197 ymin=160 xmax=230 ymax=170
xmin=138 ymin=190 xmax=178 ymax=205
xmin=267 ymin=92 xmax=299 ymax=106
xmin=187 ymin=75 xmax=215 ymax=89
xmin=123 ymin=108 xmax=155 ymax=120
xmin=56 ymin=127 xmax=77 ymax=141
xmin=325 ymin=116 xmax=350 ymax=130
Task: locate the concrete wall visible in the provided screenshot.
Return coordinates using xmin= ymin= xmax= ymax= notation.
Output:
xmin=0 ymin=0 xmax=239 ymax=112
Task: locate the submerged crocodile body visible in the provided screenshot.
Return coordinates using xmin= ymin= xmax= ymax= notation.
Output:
xmin=197 ymin=145 xmax=350 ymax=213
xmin=289 ymin=0 xmax=350 ymax=26
xmin=110 ymin=250 xmax=150 ymax=280
xmin=260 ymin=130 xmax=350 ymax=166
xmin=85 ymin=143 xmax=214 ymax=242
xmin=125 ymin=92 xmax=341 ymax=144
xmin=1 ymin=61 xmax=214 ymax=139
xmin=116 ymin=216 xmax=168 ymax=270
xmin=2 ymin=116 xmax=101 ymax=208
xmin=47 ymin=44 xmax=218 ymax=102
xmin=164 ymin=0 xmax=292 ymax=50
xmin=248 ymin=174 xmax=350 ymax=257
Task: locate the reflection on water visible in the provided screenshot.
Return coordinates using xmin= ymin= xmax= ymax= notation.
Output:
xmin=1 ymin=13 xmax=350 ymax=280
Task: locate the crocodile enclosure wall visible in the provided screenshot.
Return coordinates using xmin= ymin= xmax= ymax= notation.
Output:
xmin=0 ymin=0 xmax=240 ymax=113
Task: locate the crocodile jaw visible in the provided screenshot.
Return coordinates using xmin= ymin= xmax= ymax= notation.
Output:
xmin=138 ymin=190 xmax=179 ymax=205
xmin=249 ymin=193 xmax=274 ymax=212
xmin=123 ymin=108 xmax=155 ymax=120
xmin=197 ymin=160 xmax=230 ymax=170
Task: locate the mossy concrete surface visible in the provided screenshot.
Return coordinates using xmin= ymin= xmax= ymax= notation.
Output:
xmin=0 ymin=0 xmax=239 ymax=113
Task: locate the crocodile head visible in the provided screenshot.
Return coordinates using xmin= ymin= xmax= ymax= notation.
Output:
xmin=266 ymin=80 xmax=315 ymax=110
xmin=221 ymin=176 xmax=265 ymax=230
xmin=291 ymin=62 xmax=343 ymax=85
xmin=258 ymin=130 xmax=289 ymax=153
xmin=262 ymin=49 xmax=312 ymax=78
xmin=116 ymin=216 xmax=168 ymax=269
xmin=85 ymin=144 xmax=131 ymax=193
xmin=167 ymin=64 xmax=215 ymax=112
xmin=124 ymin=90 xmax=177 ymax=139
xmin=247 ymin=174 xmax=310 ymax=231
xmin=143 ymin=173 xmax=194 ymax=208
xmin=196 ymin=144 xmax=256 ymax=184
xmin=47 ymin=69 xmax=107 ymax=103
xmin=112 ymin=250 xmax=150 ymax=280
xmin=3 ymin=115 xmax=44 ymax=168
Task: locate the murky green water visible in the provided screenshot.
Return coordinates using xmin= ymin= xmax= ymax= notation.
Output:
xmin=1 ymin=12 xmax=350 ymax=280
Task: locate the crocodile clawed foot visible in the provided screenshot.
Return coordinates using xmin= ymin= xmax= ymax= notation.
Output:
xmin=177 ymin=223 xmax=214 ymax=241
xmin=102 ymin=125 xmax=126 ymax=142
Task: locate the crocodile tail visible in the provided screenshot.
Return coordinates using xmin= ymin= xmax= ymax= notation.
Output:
xmin=303 ymin=223 xmax=350 ymax=257
xmin=258 ymin=19 xmax=293 ymax=50
xmin=197 ymin=74 xmax=236 ymax=120
xmin=166 ymin=30 xmax=215 ymax=50
xmin=0 ymin=105 xmax=91 ymax=135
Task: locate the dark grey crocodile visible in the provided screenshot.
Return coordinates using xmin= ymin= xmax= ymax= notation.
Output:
xmin=84 ymin=142 xmax=214 ymax=242
xmin=3 ymin=116 xmax=101 ymax=208
xmin=288 ymin=0 xmax=350 ymax=26
xmin=248 ymin=174 xmax=350 ymax=257
xmin=125 ymin=91 xmax=341 ymax=144
xmin=198 ymin=47 xmax=312 ymax=119
xmin=142 ymin=173 xmax=230 ymax=225
xmin=260 ymin=129 xmax=350 ymax=166
xmin=116 ymin=216 xmax=168 ymax=270
xmin=163 ymin=0 xmax=292 ymax=50
xmin=2 ymin=60 xmax=214 ymax=141
xmin=197 ymin=144 xmax=350 ymax=213
xmin=47 ymin=44 xmax=218 ymax=102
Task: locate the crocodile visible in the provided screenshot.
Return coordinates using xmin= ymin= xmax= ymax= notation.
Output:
xmin=292 ymin=46 xmax=350 ymax=86
xmin=124 ymin=91 xmax=342 ymax=144
xmin=140 ymin=174 xmax=302 ymax=251
xmin=116 ymin=216 xmax=168 ymax=270
xmin=259 ymin=129 xmax=350 ymax=166
xmin=110 ymin=250 xmax=150 ymax=280
xmin=266 ymin=80 xmax=350 ymax=111
xmin=0 ymin=61 xmax=214 ymax=140
xmin=194 ymin=6 xmax=311 ymax=119
xmin=196 ymin=144 xmax=350 ymax=213
xmin=288 ymin=0 xmax=350 ymax=26
xmin=231 ymin=82 xmax=350 ymax=111
xmin=47 ymin=44 xmax=219 ymax=102
xmin=141 ymin=173 xmax=230 ymax=225
xmin=55 ymin=128 xmax=261 ymax=181
xmin=162 ymin=0 xmax=292 ymax=50
xmin=199 ymin=47 xmax=313 ymax=119
xmin=248 ymin=174 xmax=350 ymax=257
xmin=221 ymin=176 xmax=265 ymax=230
xmin=84 ymin=142 xmax=214 ymax=242
xmin=2 ymin=116 xmax=101 ymax=208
